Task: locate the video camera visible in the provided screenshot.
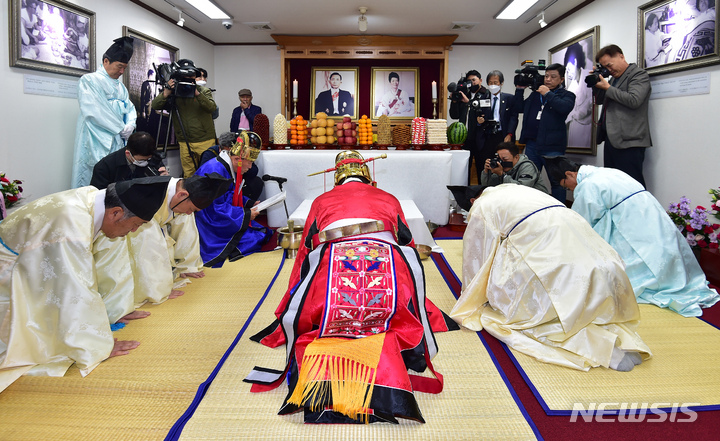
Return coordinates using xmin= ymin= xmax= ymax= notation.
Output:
xmin=154 ymin=62 xmax=198 ymax=99
xmin=514 ymin=59 xmax=546 ymax=91
xmin=584 ymin=63 xmax=612 ymax=88
xmin=447 ymin=77 xmax=473 ymax=102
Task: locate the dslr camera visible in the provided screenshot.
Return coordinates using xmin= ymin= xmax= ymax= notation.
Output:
xmin=154 ymin=61 xmax=198 ymax=99
xmin=514 ymin=59 xmax=546 ymax=91
xmin=484 ymin=119 xmax=500 ymax=135
xmin=584 ymin=63 xmax=612 ymax=88
xmin=489 ymin=153 xmax=513 ymax=169
xmin=447 ymin=77 xmax=473 ymax=102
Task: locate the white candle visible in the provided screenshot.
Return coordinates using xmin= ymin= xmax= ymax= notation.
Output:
xmin=431 ymin=81 xmax=437 ymax=99
xmin=293 ymin=79 xmax=298 ymax=99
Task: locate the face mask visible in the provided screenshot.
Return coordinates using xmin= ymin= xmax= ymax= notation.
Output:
xmin=196 ymin=80 xmax=207 ymax=86
xmin=470 ymin=84 xmax=480 ymax=93
xmin=501 ymin=160 xmax=514 ymax=169
xmin=129 ymin=153 xmax=148 ymax=167
xmin=488 ymin=85 xmax=501 ymax=94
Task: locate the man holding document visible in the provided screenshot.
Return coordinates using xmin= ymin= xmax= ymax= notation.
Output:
xmin=194 ymin=131 xmax=274 ymax=267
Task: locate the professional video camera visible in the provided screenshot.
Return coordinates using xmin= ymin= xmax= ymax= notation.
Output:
xmin=584 ymin=63 xmax=612 ymax=88
xmin=514 ymin=59 xmax=546 ymax=91
xmin=154 ymin=61 xmax=198 ymax=99
xmin=447 ymin=76 xmax=473 ymax=101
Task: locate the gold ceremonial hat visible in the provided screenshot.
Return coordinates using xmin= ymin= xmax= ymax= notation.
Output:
xmin=333 ymin=150 xmax=372 ymax=186
xmin=229 ymin=131 xmax=262 ymax=162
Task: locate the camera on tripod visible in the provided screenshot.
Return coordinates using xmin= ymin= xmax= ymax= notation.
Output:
xmin=447 ymin=77 xmax=473 ymax=102
xmin=154 ymin=61 xmax=198 ymax=99
xmin=514 ymin=59 xmax=546 ymax=91
xmin=584 ymin=63 xmax=612 ymax=88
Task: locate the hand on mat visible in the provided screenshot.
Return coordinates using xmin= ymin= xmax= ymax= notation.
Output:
xmin=110 ymin=338 xmax=140 ymax=357
xmin=180 ymin=271 xmax=205 ymax=279
xmin=169 ymin=289 xmax=184 ymax=299
xmin=118 ymin=310 xmax=151 ymax=323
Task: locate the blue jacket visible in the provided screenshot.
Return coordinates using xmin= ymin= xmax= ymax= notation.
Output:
xmin=230 ymin=104 xmax=262 ymax=132
xmin=515 ymin=85 xmax=575 ymax=153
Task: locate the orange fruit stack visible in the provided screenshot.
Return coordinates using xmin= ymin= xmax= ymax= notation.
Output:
xmin=357 ymin=115 xmax=373 ymax=145
xmin=290 ymin=115 xmax=308 ymax=145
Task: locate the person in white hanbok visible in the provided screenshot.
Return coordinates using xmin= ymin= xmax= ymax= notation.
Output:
xmin=0 ymin=177 xmax=170 ymax=393
xmin=546 ymin=157 xmax=719 ymax=317
xmin=71 ymin=37 xmax=137 ymax=188
xmin=450 ymin=184 xmax=651 ymax=371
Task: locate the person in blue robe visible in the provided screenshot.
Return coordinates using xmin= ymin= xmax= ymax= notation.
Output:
xmin=71 ymin=37 xmax=137 ymax=188
xmin=546 ymin=157 xmax=719 ymax=317
xmin=194 ymin=131 xmax=271 ymax=267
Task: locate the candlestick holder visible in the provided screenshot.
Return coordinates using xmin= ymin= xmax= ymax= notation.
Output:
xmin=292 ymin=98 xmax=298 ymax=117
xmin=432 ymin=98 xmax=437 ymax=119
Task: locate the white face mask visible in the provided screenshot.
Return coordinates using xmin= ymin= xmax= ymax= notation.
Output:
xmin=129 ymin=152 xmax=148 ymax=167
xmin=488 ymin=84 xmax=501 ymax=94
xmin=196 ymin=80 xmax=207 ymax=86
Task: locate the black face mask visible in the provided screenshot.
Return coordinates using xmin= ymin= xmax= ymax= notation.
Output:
xmin=470 ymin=84 xmax=480 ymax=93
xmin=501 ymin=161 xmax=514 ymax=169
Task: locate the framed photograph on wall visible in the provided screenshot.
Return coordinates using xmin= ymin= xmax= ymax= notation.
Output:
xmin=639 ymin=0 xmax=719 ymax=75
xmin=122 ymin=26 xmax=179 ymax=143
xmin=9 ymin=0 xmax=95 ymax=76
xmin=549 ymin=26 xmax=599 ymax=155
xmin=371 ymin=68 xmax=419 ymax=120
xmin=310 ymin=68 xmax=358 ymax=118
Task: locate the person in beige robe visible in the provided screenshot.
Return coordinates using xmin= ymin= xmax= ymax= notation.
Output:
xmin=450 ymin=184 xmax=651 ymax=371
xmin=0 ymin=177 xmax=170 ymax=392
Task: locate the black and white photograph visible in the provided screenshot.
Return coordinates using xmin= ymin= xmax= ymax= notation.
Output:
xmin=310 ymin=68 xmax=358 ymax=118
xmin=371 ymin=67 xmax=419 ymax=119
xmin=9 ymin=0 xmax=95 ymax=76
xmin=639 ymin=0 xmax=720 ymax=74
xmin=549 ymin=26 xmax=599 ymax=155
xmin=122 ymin=27 xmax=179 ymax=142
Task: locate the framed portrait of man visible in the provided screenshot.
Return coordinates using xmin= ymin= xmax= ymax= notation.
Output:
xmin=122 ymin=26 xmax=178 ymax=146
xmin=9 ymin=0 xmax=95 ymax=76
xmin=310 ymin=68 xmax=358 ymax=118
xmin=371 ymin=68 xmax=419 ymax=120
xmin=638 ymin=0 xmax=720 ymax=75
xmin=549 ymin=26 xmax=599 ymax=155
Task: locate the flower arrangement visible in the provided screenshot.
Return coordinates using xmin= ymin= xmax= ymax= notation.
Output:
xmin=667 ymin=197 xmax=719 ymax=249
xmin=0 ymin=172 xmax=23 ymax=208
xmin=710 ymin=187 xmax=720 ymax=222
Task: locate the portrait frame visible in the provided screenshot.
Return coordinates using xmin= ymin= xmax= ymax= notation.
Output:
xmin=310 ymin=67 xmax=359 ymax=119
xmin=549 ymin=26 xmax=600 ymax=155
xmin=122 ymin=26 xmax=179 ymax=146
xmin=638 ymin=0 xmax=719 ymax=75
xmin=370 ymin=67 xmax=420 ymax=120
xmin=9 ymin=0 xmax=96 ymax=77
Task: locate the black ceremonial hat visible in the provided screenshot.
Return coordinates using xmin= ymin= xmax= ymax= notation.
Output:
xmin=447 ymin=185 xmax=485 ymax=212
xmin=184 ymin=173 xmax=232 ymax=210
xmin=115 ymin=176 xmax=171 ymax=221
xmin=104 ymin=36 xmax=134 ymax=63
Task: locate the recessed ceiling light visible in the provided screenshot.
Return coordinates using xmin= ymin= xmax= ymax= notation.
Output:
xmin=184 ymin=0 xmax=231 ymax=20
xmin=495 ymin=0 xmax=540 ymax=20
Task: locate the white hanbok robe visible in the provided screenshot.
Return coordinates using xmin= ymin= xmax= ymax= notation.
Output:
xmin=450 ymin=185 xmax=651 ymax=371
xmin=71 ymin=68 xmax=136 ymax=188
xmin=573 ymin=165 xmax=718 ymax=317
xmin=0 ymin=187 xmax=115 ymax=392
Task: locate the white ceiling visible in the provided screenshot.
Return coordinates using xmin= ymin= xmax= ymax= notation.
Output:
xmin=131 ymin=0 xmax=592 ymax=45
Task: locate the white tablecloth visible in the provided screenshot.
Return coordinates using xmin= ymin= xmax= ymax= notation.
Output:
xmin=257 ymin=149 xmax=470 ymax=228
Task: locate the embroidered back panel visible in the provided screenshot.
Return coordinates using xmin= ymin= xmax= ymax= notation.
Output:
xmin=320 ymin=239 xmax=397 ymax=338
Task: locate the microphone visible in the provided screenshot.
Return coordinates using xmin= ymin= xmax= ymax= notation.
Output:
xmin=262 ymin=174 xmax=287 ymax=184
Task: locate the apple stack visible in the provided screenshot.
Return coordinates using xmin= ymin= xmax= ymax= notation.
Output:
xmin=273 ymin=114 xmax=287 ymax=144
xmin=426 ymin=119 xmax=448 ymax=145
xmin=377 ymin=115 xmax=392 ymax=144
xmin=411 ymin=117 xmax=427 ymax=145
xmin=335 ymin=116 xmax=358 ymax=146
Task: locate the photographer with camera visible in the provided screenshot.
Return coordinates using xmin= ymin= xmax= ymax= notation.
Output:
xmin=590 ymin=44 xmax=651 ymax=188
xmin=90 ymin=132 xmax=168 ymax=190
xmin=515 ymin=63 xmax=576 ymax=202
xmin=480 ymin=142 xmax=548 ymax=193
xmin=152 ymin=59 xmax=217 ymax=178
xmin=448 ymin=70 xmax=492 ymax=182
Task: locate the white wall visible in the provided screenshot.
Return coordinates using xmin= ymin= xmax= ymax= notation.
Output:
xmin=1 ymin=0 xmax=213 ymax=199
xmin=518 ymin=0 xmax=719 ymax=208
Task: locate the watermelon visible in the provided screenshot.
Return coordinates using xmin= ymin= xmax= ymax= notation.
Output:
xmin=447 ymin=121 xmax=467 ymax=144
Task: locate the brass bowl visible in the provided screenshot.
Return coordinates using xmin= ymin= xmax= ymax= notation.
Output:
xmin=415 ymin=244 xmax=432 ymax=260
xmin=277 ymin=225 xmax=304 ymax=258
xmin=426 ymin=221 xmax=438 ymax=236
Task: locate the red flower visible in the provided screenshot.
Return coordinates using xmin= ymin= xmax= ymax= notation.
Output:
xmin=686 ymin=225 xmax=695 ymax=232
xmin=713 ymin=224 xmax=720 ymax=230
xmin=705 ymin=226 xmax=714 ymax=234
xmin=6 ymin=195 xmax=18 ymax=203
xmin=711 ymin=243 xmax=719 ymax=249
xmin=697 ymin=205 xmax=707 ymax=211
xmin=698 ymin=240 xmax=708 ymax=248
xmin=0 ymin=177 xmax=9 ymax=183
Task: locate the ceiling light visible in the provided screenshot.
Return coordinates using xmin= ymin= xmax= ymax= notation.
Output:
xmin=184 ymin=0 xmax=231 ymax=20
xmin=539 ymin=11 xmax=547 ymax=28
xmin=495 ymin=0 xmax=540 ymax=20
xmin=177 ymin=12 xmax=185 ymax=27
xmin=358 ymin=6 xmax=368 ymax=33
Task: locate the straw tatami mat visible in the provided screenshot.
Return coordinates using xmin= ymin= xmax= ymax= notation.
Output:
xmin=0 ymin=250 xmax=285 ymax=441
xmin=438 ymin=238 xmax=720 ymax=415
xmin=177 ymin=253 xmax=539 ymax=440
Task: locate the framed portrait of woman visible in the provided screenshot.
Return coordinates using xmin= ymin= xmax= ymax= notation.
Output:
xmin=310 ymin=67 xmax=358 ymax=118
xmin=370 ymin=68 xmax=419 ymax=120
xmin=549 ymin=26 xmax=599 ymax=155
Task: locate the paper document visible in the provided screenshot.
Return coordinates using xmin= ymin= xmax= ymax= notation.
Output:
xmin=255 ymin=191 xmax=286 ymax=212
